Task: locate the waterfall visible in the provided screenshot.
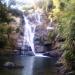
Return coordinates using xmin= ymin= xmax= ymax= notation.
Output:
xmin=22 ymin=14 xmax=36 ymax=55
xmin=21 ymin=10 xmax=43 ymax=55
xmin=21 ymin=10 xmax=48 ymax=57
xmin=5 ymin=0 xmax=48 ymax=56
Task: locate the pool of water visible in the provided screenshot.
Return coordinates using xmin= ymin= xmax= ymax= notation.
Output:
xmin=0 ymin=56 xmax=58 ymax=75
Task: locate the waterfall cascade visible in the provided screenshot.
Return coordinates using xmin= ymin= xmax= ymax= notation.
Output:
xmin=22 ymin=14 xmax=36 ymax=55
xmin=21 ymin=9 xmax=45 ymax=56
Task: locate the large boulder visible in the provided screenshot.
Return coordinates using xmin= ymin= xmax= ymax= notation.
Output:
xmin=3 ymin=61 xmax=24 ymax=69
xmin=4 ymin=62 xmax=15 ymax=67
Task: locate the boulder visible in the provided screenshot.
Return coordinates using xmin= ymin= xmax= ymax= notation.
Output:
xmin=3 ymin=61 xmax=24 ymax=69
xmin=35 ymin=45 xmax=45 ymax=53
xmin=44 ymin=43 xmax=52 ymax=51
xmin=65 ymin=71 xmax=75 ymax=75
xmin=4 ymin=62 xmax=15 ymax=67
xmin=43 ymin=50 xmax=61 ymax=58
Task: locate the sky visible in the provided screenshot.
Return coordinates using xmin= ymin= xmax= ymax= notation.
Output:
xmin=16 ymin=0 xmax=36 ymax=4
xmin=5 ymin=0 xmax=40 ymax=5
xmin=4 ymin=0 xmax=41 ymax=10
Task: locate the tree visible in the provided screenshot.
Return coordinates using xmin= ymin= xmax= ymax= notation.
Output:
xmin=0 ymin=0 xmax=14 ymax=49
xmin=0 ymin=0 xmax=10 ymax=23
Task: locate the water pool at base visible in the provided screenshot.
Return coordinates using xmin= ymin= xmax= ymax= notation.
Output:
xmin=0 ymin=56 xmax=58 ymax=75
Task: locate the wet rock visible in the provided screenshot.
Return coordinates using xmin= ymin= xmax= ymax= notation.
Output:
xmin=20 ymin=31 xmax=24 ymax=36
xmin=65 ymin=71 xmax=75 ymax=75
xmin=4 ymin=62 xmax=15 ymax=67
xmin=56 ymin=65 xmax=67 ymax=75
xmin=55 ymin=62 xmax=63 ymax=67
xmin=43 ymin=52 xmax=52 ymax=56
xmin=28 ymin=14 xmax=36 ymax=23
xmin=21 ymin=45 xmax=32 ymax=51
xmin=24 ymin=51 xmax=34 ymax=56
xmin=3 ymin=61 xmax=24 ymax=69
xmin=35 ymin=45 xmax=45 ymax=53
xmin=34 ymin=25 xmax=49 ymax=53
xmin=43 ymin=50 xmax=61 ymax=58
xmin=44 ymin=43 xmax=52 ymax=51
xmin=71 ymin=61 xmax=75 ymax=70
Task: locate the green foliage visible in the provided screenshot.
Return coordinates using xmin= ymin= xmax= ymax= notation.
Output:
xmin=48 ymin=31 xmax=57 ymax=43
xmin=59 ymin=2 xmax=65 ymax=11
xmin=0 ymin=34 xmax=8 ymax=48
xmin=36 ymin=0 xmax=53 ymax=12
xmin=7 ymin=26 xmax=14 ymax=34
xmin=57 ymin=0 xmax=75 ymax=63
xmin=0 ymin=24 xmax=14 ymax=49
xmin=65 ymin=50 xmax=75 ymax=62
xmin=0 ymin=0 xmax=14 ymax=49
xmin=0 ymin=0 xmax=10 ymax=23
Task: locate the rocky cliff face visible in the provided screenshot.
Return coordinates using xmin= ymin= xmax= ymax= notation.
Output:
xmin=34 ymin=13 xmax=55 ymax=53
xmin=10 ymin=9 xmax=55 ymax=53
xmin=8 ymin=13 xmax=21 ymax=50
xmin=34 ymin=25 xmax=49 ymax=53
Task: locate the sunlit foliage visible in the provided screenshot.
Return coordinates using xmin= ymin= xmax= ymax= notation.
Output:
xmin=55 ymin=0 xmax=75 ymax=68
xmin=0 ymin=0 xmax=10 ymax=23
xmin=0 ymin=1 xmax=14 ymax=49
